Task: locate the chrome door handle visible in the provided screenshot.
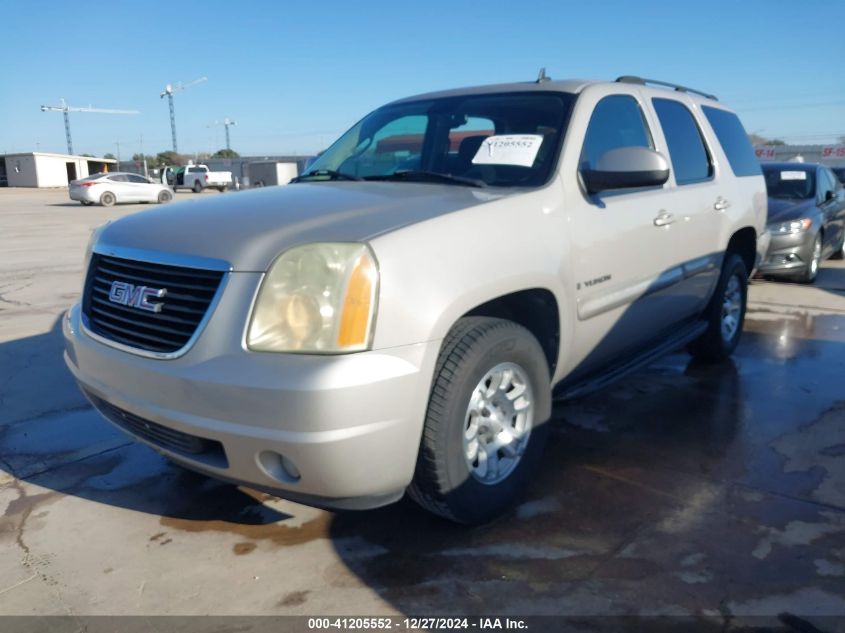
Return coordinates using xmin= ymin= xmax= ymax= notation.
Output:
xmin=654 ymin=211 xmax=675 ymax=226
xmin=714 ymin=197 xmax=731 ymax=211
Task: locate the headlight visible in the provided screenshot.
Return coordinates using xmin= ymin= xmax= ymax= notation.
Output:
xmin=247 ymin=243 xmax=378 ymax=353
xmin=768 ymin=218 xmax=812 ymax=234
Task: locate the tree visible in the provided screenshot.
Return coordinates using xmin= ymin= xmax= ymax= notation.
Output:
xmin=212 ymin=148 xmax=240 ymax=158
xmin=748 ymin=134 xmax=785 ymax=146
xmin=156 ymin=151 xmax=184 ymax=167
xmin=103 ymin=153 xmax=116 ymax=160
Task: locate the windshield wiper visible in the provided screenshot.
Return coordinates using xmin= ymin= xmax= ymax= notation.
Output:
xmin=364 ymin=170 xmax=487 ymax=188
xmin=291 ymin=169 xmax=362 ymax=183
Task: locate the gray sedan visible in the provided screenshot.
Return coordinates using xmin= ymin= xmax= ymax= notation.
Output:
xmin=69 ymin=172 xmax=173 ymax=207
xmin=757 ymin=162 xmax=845 ymax=283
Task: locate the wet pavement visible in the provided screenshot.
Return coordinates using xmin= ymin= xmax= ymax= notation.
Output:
xmin=1 ymin=189 xmax=844 ymax=625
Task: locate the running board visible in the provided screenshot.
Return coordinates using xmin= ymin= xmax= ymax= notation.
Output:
xmin=554 ymin=320 xmax=708 ymax=401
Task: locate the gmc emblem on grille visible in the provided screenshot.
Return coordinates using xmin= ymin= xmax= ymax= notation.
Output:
xmin=108 ymin=281 xmax=167 ymax=313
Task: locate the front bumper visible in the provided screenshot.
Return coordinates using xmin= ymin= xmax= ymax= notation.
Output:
xmin=756 ymin=229 xmax=816 ymax=276
xmin=63 ymin=299 xmax=440 ymax=510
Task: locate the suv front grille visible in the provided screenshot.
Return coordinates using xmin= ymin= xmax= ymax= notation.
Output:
xmin=86 ymin=391 xmax=228 ymax=468
xmin=82 ymin=254 xmax=225 ymax=354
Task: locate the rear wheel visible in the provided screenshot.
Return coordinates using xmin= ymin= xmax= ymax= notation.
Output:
xmin=217 ymin=186 xmax=226 ymax=193
xmin=99 ymin=192 xmax=116 ymax=207
xmin=157 ymin=190 xmax=173 ymax=204
xmin=192 ymin=181 xmax=203 ymax=193
xmin=688 ymin=253 xmax=748 ymax=362
xmin=408 ymin=317 xmax=551 ymax=524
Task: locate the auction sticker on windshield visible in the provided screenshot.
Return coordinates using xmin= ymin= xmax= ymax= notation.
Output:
xmin=472 ymin=134 xmax=543 ymax=167
xmin=781 ymin=171 xmax=807 ymax=180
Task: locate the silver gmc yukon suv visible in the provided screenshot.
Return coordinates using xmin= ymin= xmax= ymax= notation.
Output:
xmin=64 ymin=75 xmax=769 ymax=524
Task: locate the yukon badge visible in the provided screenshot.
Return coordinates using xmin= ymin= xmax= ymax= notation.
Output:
xmin=108 ymin=280 xmax=167 ymax=313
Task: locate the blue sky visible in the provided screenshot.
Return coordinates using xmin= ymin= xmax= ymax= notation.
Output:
xmin=1 ymin=0 xmax=843 ymax=158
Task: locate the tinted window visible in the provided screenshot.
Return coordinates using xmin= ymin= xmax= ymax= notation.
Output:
xmin=126 ymin=174 xmax=149 ymax=183
xmin=702 ymin=107 xmax=761 ymax=177
xmin=832 ymin=167 xmax=845 ymax=185
xmin=108 ymin=174 xmax=128 ymax=182
xmin=581 ymin=95 xmax=652 ymax=169
xmin=761 ymin=165 xmax=816 ymax=200
xmin=187 ymin=166 xmax=206 ymax=173
xmin=652 ymin=99 xmax=712 ymax=185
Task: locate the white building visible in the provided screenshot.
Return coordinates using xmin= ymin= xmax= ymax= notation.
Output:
xmin=1 ymin=152 xmax=118 ymax=188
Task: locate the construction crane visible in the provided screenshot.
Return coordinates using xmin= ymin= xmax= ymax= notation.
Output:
xmin=209 ymin=118 xmax=237 ymax=151
xmin=160 ymin=76 xmax=207 ymax=153
xmin=39 ymin=98 xmax=139 ymax=155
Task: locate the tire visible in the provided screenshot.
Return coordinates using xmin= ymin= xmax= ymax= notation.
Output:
xmin=795 ymin=233 xmax=822 ymax=284
xmin=830 ymin=234 xmax=844 ymax=260
xmin=192 ymin=181 xmax=203 ymax=193
xmin=408 ymin=317 xmax=551 ymax=524
xmin=217 ymin=186 xmax=226 ymax=193
xmin=99 ymin=192 xmax=116 ymax=207
xmin=157 ymin=190 xmax=173 ymax=204
xmin=688 ymin=253 xmax=748 ymax=363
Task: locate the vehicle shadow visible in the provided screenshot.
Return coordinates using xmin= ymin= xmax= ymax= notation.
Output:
xmin=0 ymin=316 xmax=292 ymax=527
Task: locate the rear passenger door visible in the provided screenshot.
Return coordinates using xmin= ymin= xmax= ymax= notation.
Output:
xmin=647 ymin=97 xmax=722 ymax=318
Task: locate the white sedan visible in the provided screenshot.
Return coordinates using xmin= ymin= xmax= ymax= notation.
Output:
xmin=69 ymin=172 xmax=174 ymax=207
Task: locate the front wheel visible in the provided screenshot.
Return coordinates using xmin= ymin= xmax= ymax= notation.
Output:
xmin=408 ymin=317 xmax=551 ymax=524
xmin=688 ymin=253 xmax=748 ymax=362
xmin=795 ymin=233 xmax=822 ymax=284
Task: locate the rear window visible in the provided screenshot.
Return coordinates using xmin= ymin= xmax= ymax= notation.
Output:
xmin=702 ymin=107 xmax=761 ymax=178
xmin=188 ymin=166 xmax=206 ymax=173
xmin=652 ymin=98 xmax=712 ymax=185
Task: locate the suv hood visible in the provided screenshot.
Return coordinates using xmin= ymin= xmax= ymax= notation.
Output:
xmin=97 ymin=182 xmax=511 ymax=271
xmin=766 ymin=197 xmax=816 ymax=225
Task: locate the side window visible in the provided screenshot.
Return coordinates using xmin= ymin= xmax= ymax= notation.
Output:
xmin=652 ymin=99 xmax=712 ymax=185
xmin=126 ymin=174 xmax=148 ymax=183
xmin=347 ymin=115 xmax=428 ymax=177
xmin=702 ymin=107 xmax=761 ymax=177
xmin=108 ymin=174 xmax=128 ymax=182
xmin=818 ymin=169 xmax=835 ymax=201
xmin=581 ymin=95 xmax=652 ymax=170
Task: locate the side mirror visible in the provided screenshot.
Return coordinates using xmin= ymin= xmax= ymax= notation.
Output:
xmin=582 ymin=147 xmax=670 ymax=194
xmin=824 ymin=190 xmax=835 ymax=203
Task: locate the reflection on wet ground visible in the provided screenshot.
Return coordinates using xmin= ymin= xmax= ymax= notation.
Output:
xmin=2 ymin=286 xmax=845 ymax=620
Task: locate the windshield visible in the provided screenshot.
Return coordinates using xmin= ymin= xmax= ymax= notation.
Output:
xmin=303 ymin=92 xmax=575 ymax=188
xmin=762 ymin=165 xmax=816 ymax=200
xmin=832 ymin=167 xmax=845 ymax=185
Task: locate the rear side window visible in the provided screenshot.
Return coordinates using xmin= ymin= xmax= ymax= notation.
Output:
xmin=581 ymin=95 xmax=652 ymax=169
xmin=652 ymin=99 xmax=712 ymax=185
xmin=702 ymin=107 xmax=761 ymax=177
xmin=126 ymin=174 xmax=149 ymax=183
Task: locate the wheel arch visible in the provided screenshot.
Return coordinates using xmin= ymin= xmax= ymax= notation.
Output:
xmin=726 ymin=226 xmax=756 ymax=276
xmin=461 ymin=288 xmax=561 ymax=377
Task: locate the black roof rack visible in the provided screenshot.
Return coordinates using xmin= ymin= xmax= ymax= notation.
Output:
xmin=615 ymin=76 xmax=718 ymax=101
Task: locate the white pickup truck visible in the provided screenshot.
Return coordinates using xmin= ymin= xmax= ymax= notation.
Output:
xmin=163 ymin=164 xmax=233 ymax=193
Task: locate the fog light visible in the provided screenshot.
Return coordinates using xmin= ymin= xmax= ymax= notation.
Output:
xmin=258 ymin=451 xmax=301 ymax=483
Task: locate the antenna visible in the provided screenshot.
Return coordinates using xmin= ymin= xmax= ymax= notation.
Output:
xmin=536 ymin=68 xmax=551 ymax=83
xmin=39 ymin=98 xmax=140 ymax=155
xmin=209 ymin=117 xmax=237 ymax=151
xmin=160 ymin=76 xmax=208 ymax=153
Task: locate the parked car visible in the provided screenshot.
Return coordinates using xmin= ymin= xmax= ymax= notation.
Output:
xmin=69 ymin=172 xmax=173 ymax=207
xmin=162 ymin=164 xmax=232 ymax=193
xmin=831 ymin=166 xmax=845 ymax=185
xmin=757 ymin=162 xmax=845 ymax=283
xmin=64 ymin=75 xmax=768 ymax=524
